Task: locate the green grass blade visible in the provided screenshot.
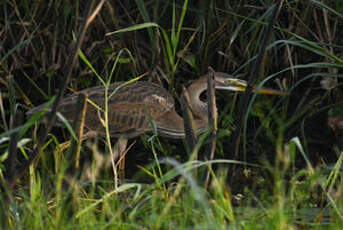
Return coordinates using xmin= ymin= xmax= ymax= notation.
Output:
xmin=106 ymin=22 xmax=159 ymax=35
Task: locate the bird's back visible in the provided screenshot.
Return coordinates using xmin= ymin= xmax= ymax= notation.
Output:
xmin=27 ymin=81 xmax=175 ymax=138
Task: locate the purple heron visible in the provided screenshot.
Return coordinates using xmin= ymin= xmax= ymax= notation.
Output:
xmin=27 ymin=72 xmax=283 ymax=138
xmin=27 ymin=72 xmax=283 ymax=177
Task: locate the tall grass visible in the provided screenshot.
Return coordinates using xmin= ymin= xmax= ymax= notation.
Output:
xmin=1 ymin=0 xmax=343 ymax=229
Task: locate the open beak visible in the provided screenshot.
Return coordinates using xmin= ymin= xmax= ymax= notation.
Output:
xmin=219 ymin=78 xmax=286 ymax=96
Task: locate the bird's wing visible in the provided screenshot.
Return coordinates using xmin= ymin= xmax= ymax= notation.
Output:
xmin=75 ymin=100 xmax=175 ymax=138
xmin=27 ymin=81 xmax=176 ymax=138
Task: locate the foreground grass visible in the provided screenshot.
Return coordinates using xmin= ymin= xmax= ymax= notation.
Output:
xmin=1 ymin=139 xmax=343 ymax=229
xmin=1 ymin=0 xmax=343 ymax=229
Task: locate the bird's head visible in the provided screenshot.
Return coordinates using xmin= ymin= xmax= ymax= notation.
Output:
xmin=213 ymin=72 xmax=285 ymax=95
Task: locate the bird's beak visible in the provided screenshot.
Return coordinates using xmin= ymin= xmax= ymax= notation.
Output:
xmin=219 ymin=77 xmax=285 ymax=96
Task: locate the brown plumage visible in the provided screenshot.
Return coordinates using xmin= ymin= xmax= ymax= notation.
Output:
xmin=27 ymin=72 xmax=284 ymax=139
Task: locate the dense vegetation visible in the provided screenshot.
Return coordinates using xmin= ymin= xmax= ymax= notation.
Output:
xmin=1 ymin=0 xmax=343 ymax=229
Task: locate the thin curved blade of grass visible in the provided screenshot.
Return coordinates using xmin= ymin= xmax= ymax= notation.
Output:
xmin=78 ymin=49 xmax=105 ymax=85
xmin=105 ymin=22 xmax=159 ymax=36
xmin=108 ymin=48 xmax=136 ymax=84
xmin=0 ymin=92 xmax=8 ymax=131
xmin=142 ymin=104 xmax=165 ymax=183
xmin=290 ymin=137 xmax=314 ymax=174
xmin=0 ymin=125 xmax=30 ymax=140
xmin=229 ymin=18 xmax=246 ymax=48
xmin=1 ymin=37 xmax=32 ymax=64
xmin=135 ymin=0 xmax=155 ymax=46
xmin=311 ymin=0 xmax=343 ymax=20
xmin=75 ymin=183 xmax=142 ymax=218
xmin=325 ymin=151 xmax=343 ymax=193
xmin=22 ymin=71 xmax=49 ymax=100
xmin=108 ymin=72 xmax=147 ymax=99
xmin=172 ymin=0 xmax=188 ymax=56
xmin=0 ymin=138 xmax=32 ymax=162
xmin=56 ymin=112 xmax=78 ymax=143
xmin=171 ymin=1 xmax=176 ymax=47
xmin=143 ymin=106 xmax=158 ymax=138
xmin=157 ymin=158 xmax=260 ymax=187
xmin=18 ymin=97 xmax=56 ymax=139
xmin=176 ymin=28 xmax=199 ymax=72
xmin=160 ymin=28 xmax=174 ymax=67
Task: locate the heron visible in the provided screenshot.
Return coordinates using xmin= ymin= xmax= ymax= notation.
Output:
xmin=27 ymin=72 xmax=283 ymax=178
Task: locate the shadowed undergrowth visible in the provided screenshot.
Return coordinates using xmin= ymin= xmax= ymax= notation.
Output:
xmin=1 ymin=0 xmax=343 ymax=229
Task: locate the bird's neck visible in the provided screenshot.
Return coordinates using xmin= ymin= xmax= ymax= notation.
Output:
xmin=155 ymin=76 xmax=209 ymax=139
xmin=186 ymin=76 xmax=208 ymax=121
